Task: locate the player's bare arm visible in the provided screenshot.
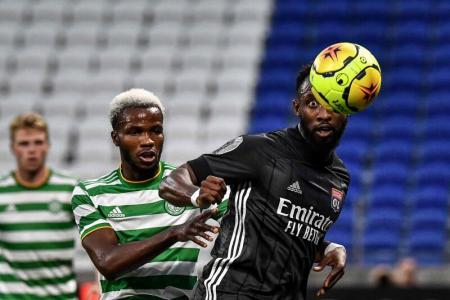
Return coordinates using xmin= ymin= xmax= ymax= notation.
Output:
xmin=159 ymin=163 xmax=227 ymax=208
xmin=313 ymin=240 xmax=346 ymax=297
xmin=82 ymin=209 xmax=219 ymax=280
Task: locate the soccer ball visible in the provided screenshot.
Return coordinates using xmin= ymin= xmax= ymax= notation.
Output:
xmin=309 ymin=42 xmax=382 ymax=115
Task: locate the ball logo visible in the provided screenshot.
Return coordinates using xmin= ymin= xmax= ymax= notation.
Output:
xmin=360 ymin=56 xmax=367 ymax=64
xmin=164 ymin=201 xmax=185 ymax=216
xmin=336 ymin=73 xmax=348 ymax=86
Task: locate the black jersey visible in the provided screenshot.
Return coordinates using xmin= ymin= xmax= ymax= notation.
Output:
xmin=188 ymin=126 xmax=350 ymax=300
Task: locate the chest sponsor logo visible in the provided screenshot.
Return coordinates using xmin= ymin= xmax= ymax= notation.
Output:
xmin=108 ymin=207 xmax=125 ymax=218
xmin=164 ymin=201 xmax=185 ymax=216
xmin=277 ymin=197 xmax=333 ymax=245
xmin=212 ymin=136 xmax=243 ymax=155
xmin=331 ymin=188 xmax=344 ymax=213
xmin=287 ymin=181 xmax=302 ymax=194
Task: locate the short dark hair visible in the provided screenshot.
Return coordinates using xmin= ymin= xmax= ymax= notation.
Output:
xmin=295 ymin=63 xmax=312 ymax=98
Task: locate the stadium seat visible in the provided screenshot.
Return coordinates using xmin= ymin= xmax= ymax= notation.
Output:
xmin=368 ymin=185 xmax=407 ymax=210
xmin=365 ymin=208 xmax=404 ymax=233
xmin=248 ymin=116 xmax=286 ymax=134
xmin=410 ymin=209 xmax=447 ymax=231
xmin=372 ymin=163 xmax=410 ymax=187
xmin=373 ymin=141 xmax=413 ymax=165
xmin=363 ymin=230 xmax=400 ymax=265
xmin=336 ymin=140 xmax=368 ymax=166
xmin=376 ymin=116 xmax=418 ymax=142
xmin=410 ymin=184 xmax=449 ymax=208
xmin=413 ymin=163 xmax=450 ymax=188
xmin=407 ymin=229 xmax=446 ymax=265
xmin=418 ymin=140 xmax=450 ymax=164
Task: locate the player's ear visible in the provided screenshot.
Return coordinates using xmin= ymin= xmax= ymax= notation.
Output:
xmin=293 ymin=99 xmax=301 ymax=117
xmin=111 ymin=130 xmax=120 ymax=146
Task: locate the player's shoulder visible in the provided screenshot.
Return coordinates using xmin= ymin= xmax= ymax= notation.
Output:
xmin=331 ymin=154 xmax=351 ymax=185
xmin=0 ymin=171 xmax=14 ymax=187
xmin=49 ymin=168 xmax=79 ymax=186
xmin=77 ymin=169 xmax=120 ymax=191
xmin=161 ymin=160 xmax=177 ymax=177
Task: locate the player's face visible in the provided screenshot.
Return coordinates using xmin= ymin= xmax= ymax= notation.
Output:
xmin=294 ymin=85 xmax=347 ymax=148
xmin=113 ymin=106 xmax=164 ymax=175
xmin=11 ymin=129 xmax=49 ymax=173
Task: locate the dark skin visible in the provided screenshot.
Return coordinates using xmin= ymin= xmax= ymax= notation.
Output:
xmin=159 ymin=80 xmax=348 ymax=297
xmin=82 ymin=106 xmax=219 ymax=281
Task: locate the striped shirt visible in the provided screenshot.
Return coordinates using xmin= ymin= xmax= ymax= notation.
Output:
xmin=71 ymin=161 xmax=228 ymax=300
xmin=0 ymin=169 xmax=78 ymax=300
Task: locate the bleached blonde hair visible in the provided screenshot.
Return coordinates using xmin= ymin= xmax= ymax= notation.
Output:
xmin=109 ymin=88 xmax=165 ymax=130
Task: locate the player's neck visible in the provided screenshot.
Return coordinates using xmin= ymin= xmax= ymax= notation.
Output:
xmin=120 ymin=162 xmax=161 ymax=183
xmin=14 ymin=166 xmax=50 ymax=188
xmin=297 ymin=124 xmax=334 ymax=164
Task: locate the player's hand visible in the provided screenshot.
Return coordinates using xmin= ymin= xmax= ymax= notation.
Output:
xmin=313 ymin=246 xmax=346 ymax=297
xmin=171 ymin=208 xmax=219 ymax=247
xmin=196 ymin=176 xmax=227 ymax=208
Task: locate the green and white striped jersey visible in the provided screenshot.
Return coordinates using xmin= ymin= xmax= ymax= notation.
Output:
xmin=0 ymin=169 xmax=78 ymax=300
xmin=72 ymin=161 xmax=228 ymax=300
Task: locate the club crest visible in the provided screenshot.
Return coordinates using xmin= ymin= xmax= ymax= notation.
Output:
xmin=331 ymin=188 xmax=344 ymax=213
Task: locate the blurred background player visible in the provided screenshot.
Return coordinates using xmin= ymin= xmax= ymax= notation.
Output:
xmin=71 ymin=89 xmax=228 ymax=299
xmin=0 ymin=112 xmax=78 ymax=299
xmin=160 ymin=65 xmax=349 ymax=299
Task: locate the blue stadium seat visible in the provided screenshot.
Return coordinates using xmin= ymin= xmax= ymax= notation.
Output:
xmin=365 ymin=208 xmax=404 ymax=232
xmin=257 ymin=69 xmax=294 ymax=93
xmin=336 ymin=140 xmax=367 ymax=166
xmin=344 ymin=116 xmax=373 ymax=141
xmin=376 ymin=116 xmax=418 ymax=142
xmin=363 ymin=230 xmax=400 ymax=265
xmin=382 ymin=68 xmax=422 ymax=92
xmin=309 ymin=0 xmax=350 ymax=20
xmin=353 ymin=1 xmax=392 ymax=21
xmin=374 ymin=92 xmax=420 ymax=116
xmin=410 ymin=185 xmax=449 ymax=210
xmin=352 ymin=22 xmax=387 ymax=45
xmin=408 ymin=229 xmax=446 ymax=265
xmin=414 ymin=162 xmax=450 ymax=187
xmin=344 ymin=184 xmax=361 ymax=206
xmin=373 ymin=141 xmax=413 ymax=165
xmin=424 ymin=67 xmax=450 ymax=92
xmin=252 ymin=93 xmax=292 ymax=117
xmin=372 ymin=163 xmax=410 ymax=187
xmin=425 ymin=91 xmax=450 ymax=117
xmin=418 ymin=140 xmax=450 ymax=164
xmin=393 ymin=0 xmax=433 ymax=20
xmin=389 ymin=21 xmax=429 ymax=44
xmin=410 ymin=209 xmax=447 ymax=231
xmin=272 ymin=1 xmax=309 ymax=22
xmin=266 ymin=20 xmax=304 ymax=46
xmin=262 ymin=45 xmax=302 ymax=72
xmin=421 ymin=117 xmax=450 ymax=141
xmin=429 ymin=44 xmax=450 ymax=67
xmin=368 ymin=185 xmax=407 ymax=210
xmin=388 ymin=44 xmax=425 ymax=68
xmin=248 ymin=116 xmax=287 ymax=134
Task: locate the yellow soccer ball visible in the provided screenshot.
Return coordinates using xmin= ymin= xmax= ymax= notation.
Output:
xmin=309 ymin=42 xmax=382 ymax=115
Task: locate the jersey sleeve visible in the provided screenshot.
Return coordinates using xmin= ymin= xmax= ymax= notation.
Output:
xmin=71 ymin=183 xmax=112 ymax=240
xmin=188 ymin=135 xmax=266 ymax=184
